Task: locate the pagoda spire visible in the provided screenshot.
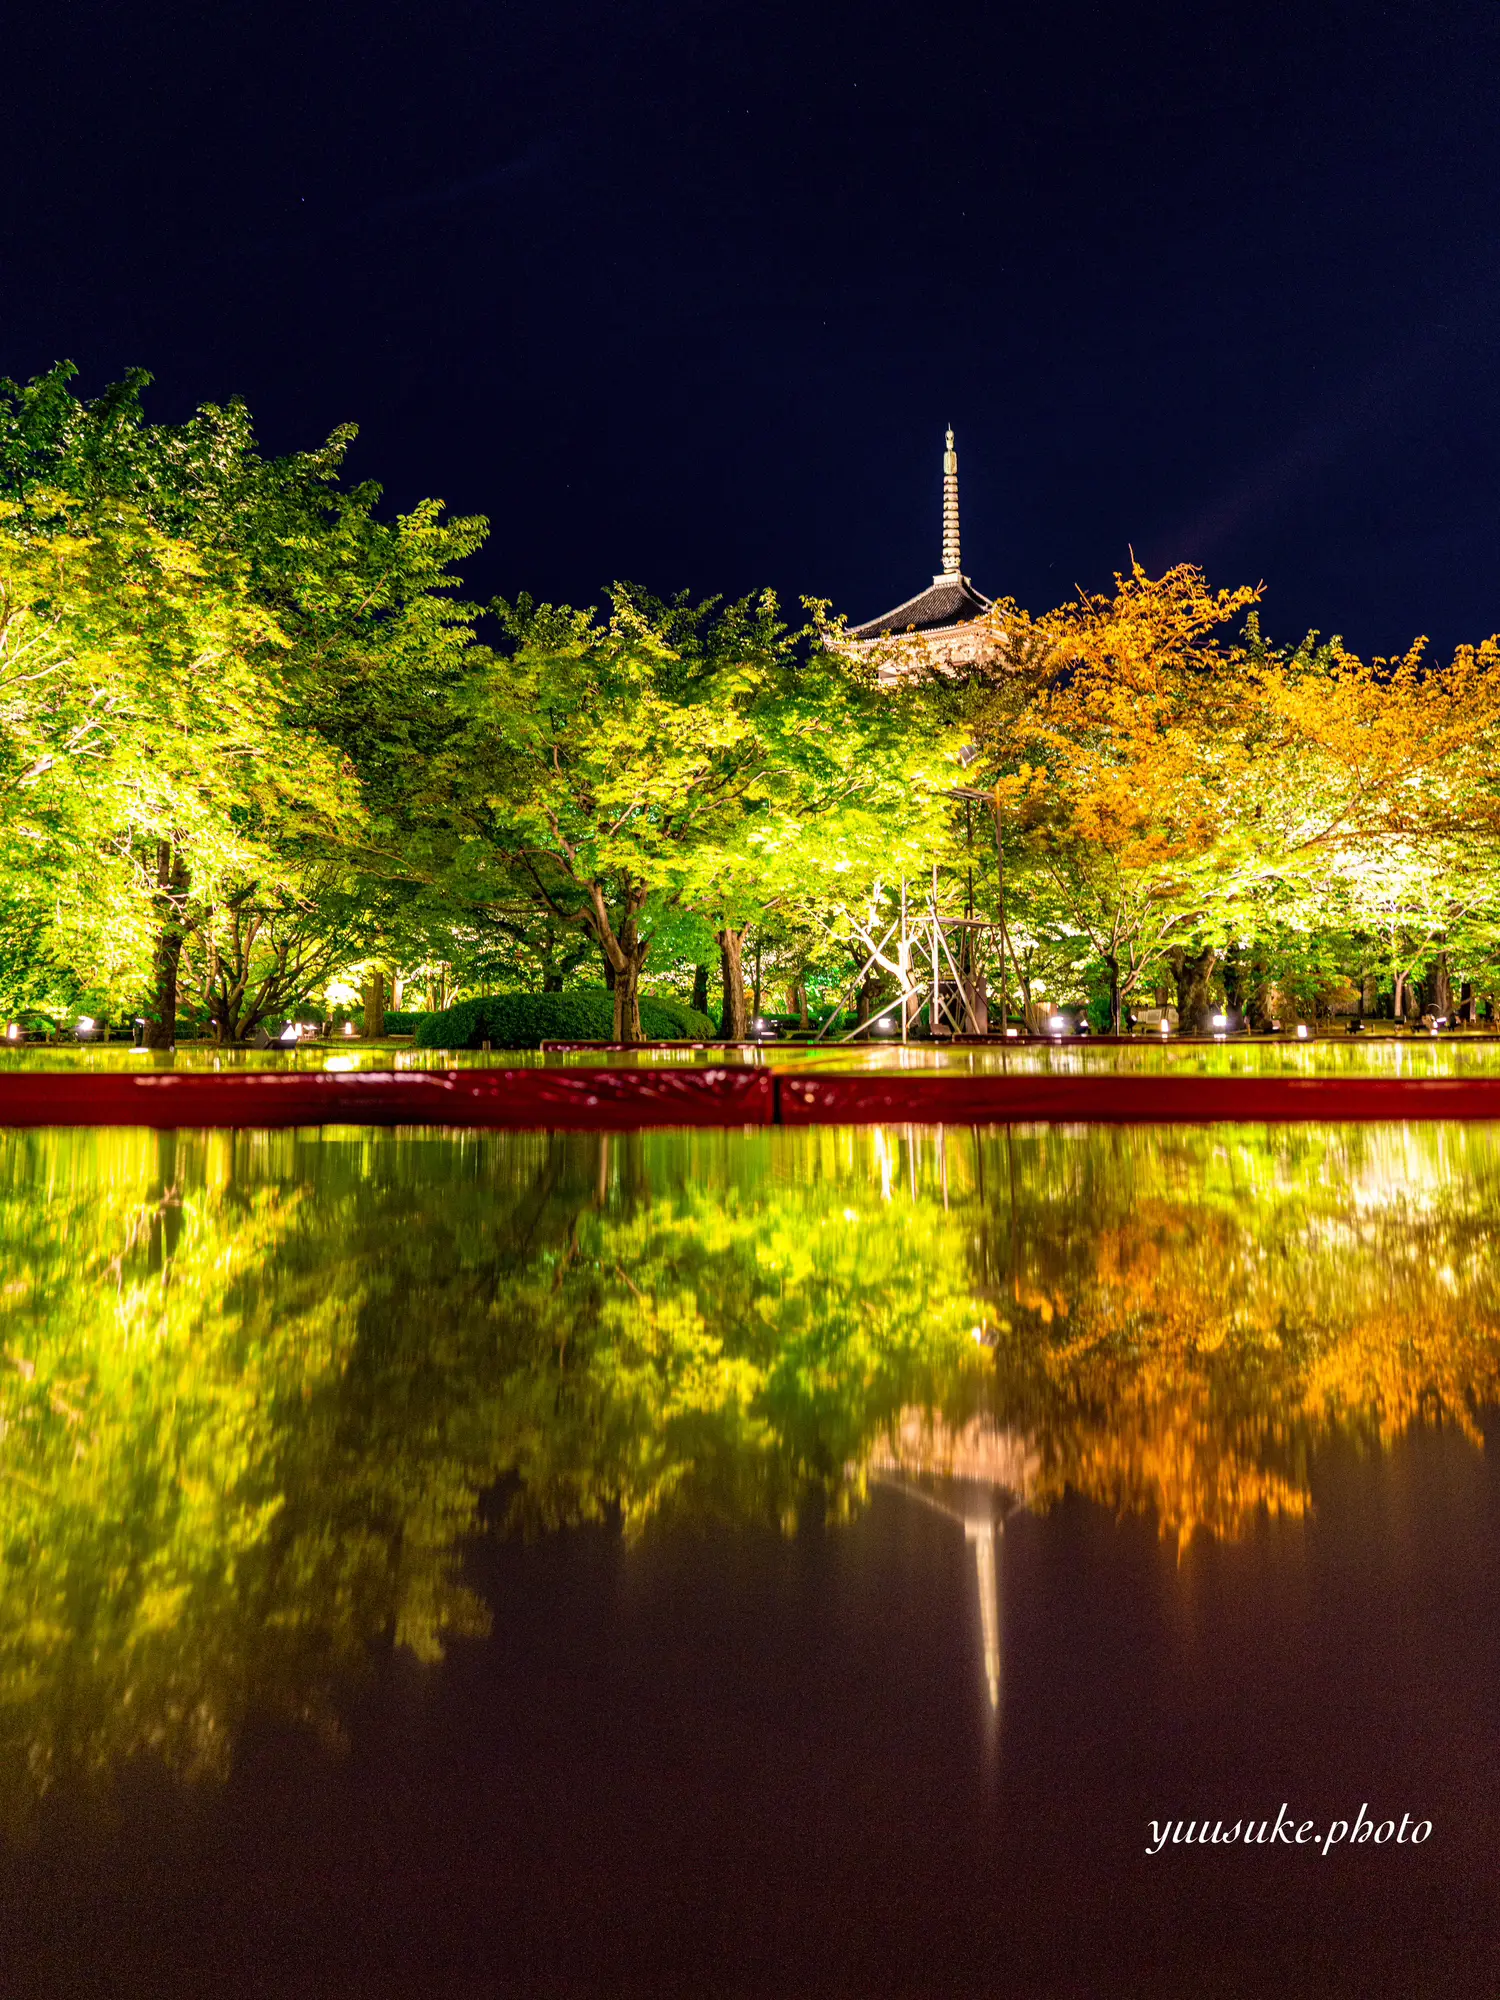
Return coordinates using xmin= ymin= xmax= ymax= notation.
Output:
xmin=940 ymin=426 xmax=961 ymax=578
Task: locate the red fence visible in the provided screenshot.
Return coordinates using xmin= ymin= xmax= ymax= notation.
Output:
xmin=0 ymin=1066 xmax=773 ymax=1130
xmin=6 ymin=1065 xmax=1500 ymax=1129
xmin=774 ymin=1072 xmax=1500 ymax=1125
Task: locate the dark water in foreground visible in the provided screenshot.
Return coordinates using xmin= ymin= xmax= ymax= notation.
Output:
xmin=1 ymin=1123 xmax=1498 ymax=1996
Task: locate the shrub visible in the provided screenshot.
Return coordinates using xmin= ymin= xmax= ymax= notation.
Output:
xmin=381 ymin=1010 xmax=431 ymax=1035
xmin=639 ymin=995 xmax=718 ymax=1040
xmin=414 ymin=989 xmax=719 ymax=1050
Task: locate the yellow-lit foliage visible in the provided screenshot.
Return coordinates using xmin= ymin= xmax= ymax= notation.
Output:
xmin=1254 ymin=633 xmax=1500 ymax=849
xmin=999 ymin=564 xmax=1262 ymax=1016
xmin=1244 ymin=633 xmax=1500 ymax=995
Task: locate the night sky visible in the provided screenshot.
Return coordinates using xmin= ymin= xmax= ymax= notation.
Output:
xmin=7 ymin=0 xmax=1500 ymax=658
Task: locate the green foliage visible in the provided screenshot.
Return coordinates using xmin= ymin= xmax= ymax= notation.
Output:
xmin=380 ymin=1010 xmax=432 ymax=1035
xmin=425 ymin=585 xmax=959 ymax=1041
xmin=9 ymin=366 xmax=1500 ymax=1035
xmin=0 ymin=489 xmax=356 ymax=1024
xmin=0 ymin=363 xmax=487 ymax=1031
xmin=414 ymin=988 xmax=716 ymax=1048
xmin=1085 ymin=989 xmax=1114 ymax=1034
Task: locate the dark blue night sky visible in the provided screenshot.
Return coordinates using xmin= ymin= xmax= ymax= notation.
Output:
xmin=6 ymin=0 xmax=1499 ymax=658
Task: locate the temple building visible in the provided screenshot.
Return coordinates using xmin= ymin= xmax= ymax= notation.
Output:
xmin=846 ymin=427 xmax=1000 ymax=677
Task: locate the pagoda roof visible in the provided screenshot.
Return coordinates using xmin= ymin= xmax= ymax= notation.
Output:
xmin=848 ymin=572 xmax=993 ymax=642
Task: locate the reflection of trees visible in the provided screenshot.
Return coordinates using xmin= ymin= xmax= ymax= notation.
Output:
xmin=4 ymin=1118 xmax=1500 ymax=1812
xmin=969 ymin=1123 xmax=1500 ymax=1544
xmin=0 ymin=1127 xmax=988 ymax=1817
xmin=507 ymin=1131 xmax=990 ymax=1538
xmin=0 ymin=1129 xmax=362 ymax=1815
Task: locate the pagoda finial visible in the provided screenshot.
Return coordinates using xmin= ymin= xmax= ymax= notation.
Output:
xmin=941 ymin=426 xmax=961 ymax=577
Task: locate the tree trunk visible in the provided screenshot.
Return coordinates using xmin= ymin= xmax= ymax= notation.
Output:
xmin=1393 ymin=968 xmax=1422 ymax=1020
xmin=584 ymin=885 xmax=650 ymax=1044
xmin=363 ymin=969 xmax=386 ymax=1039
xmin=1105 ymin=956 xmax=1122 ymax=1034
xmin=1167 ymin=945 xmax=1217 ymax=1032
xmin=717 ymin=927 xmax=749 ymax=1040
xmin=144 ymin=841 xmax=190 ymax=1049
xmin=1243 ymin=981 xmax=1274 ymax=1031
xmin=991 ymin=802 xmax=1016 ymax=1037
xmin=612 ymin=955 xmax=644 ymax=1043
xmin=1017 ymin=960 xmax=1034 ymax=1030
xmin=144 ymin=930 xmax=184 ymax=1049
xmin=1221 ymin=944 xmax=1243 ymax=1013
xmin=789 ymin=979 xmax=809 ymax=1029
xmin=1432 ymin=951 xmax=1453 ymax=1018
xmin=692 ymin=963 xmax=710 ymax=1013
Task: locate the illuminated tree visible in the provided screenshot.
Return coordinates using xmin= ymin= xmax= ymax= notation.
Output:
xmin=0 ymin=495 xmax=353 ymax=1038
xmin=1245 ymin=628 xmax=1500 ymax=1015
xmin=971 ymin=565 xmax=1262 ymax=1029
xmin=0 ymin=363 xmax=486 ymax=1035
xmin=430 ymin=589 xmax=955 ymax=1041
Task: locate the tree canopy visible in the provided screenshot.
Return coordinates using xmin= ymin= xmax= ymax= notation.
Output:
xmin=5 ymin=359 xmax=1500 ymax=1040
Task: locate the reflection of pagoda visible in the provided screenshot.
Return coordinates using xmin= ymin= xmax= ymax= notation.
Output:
xmin=868 ymin=1412 xmax=1037 ymax=1714
xmin=847 ymin=429 xmax=998 ymax=677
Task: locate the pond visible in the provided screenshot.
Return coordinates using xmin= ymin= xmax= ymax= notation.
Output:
xmin=1 ymin=1120 xmax=1497 ymax=1994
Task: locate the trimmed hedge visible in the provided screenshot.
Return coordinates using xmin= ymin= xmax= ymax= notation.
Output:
xmin=415 ymin=989 xmax=718 ymax=1050
xmin=381 ymin=1010 xmax=432 ymax=1035
xmin=640 ymin=994 xmax=720 ymax=1040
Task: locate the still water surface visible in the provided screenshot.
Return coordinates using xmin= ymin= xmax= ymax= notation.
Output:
xmin=1 ymin=1122 xmax=1498 ymax=1995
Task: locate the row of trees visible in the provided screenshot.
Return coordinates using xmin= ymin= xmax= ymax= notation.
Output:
xmin=4 ymin=363 xmax=1500 ymax=1041
xmin=958 ymin=568 xmax=1500 ymax=1030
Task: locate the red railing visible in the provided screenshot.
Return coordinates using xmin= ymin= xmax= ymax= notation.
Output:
xmin=4 ymin=1066 xmax=1500 ymax=1128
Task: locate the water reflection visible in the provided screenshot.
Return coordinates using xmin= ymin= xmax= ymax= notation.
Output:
xmin=2 ymin=1120 xmax=1498 ymax=1818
